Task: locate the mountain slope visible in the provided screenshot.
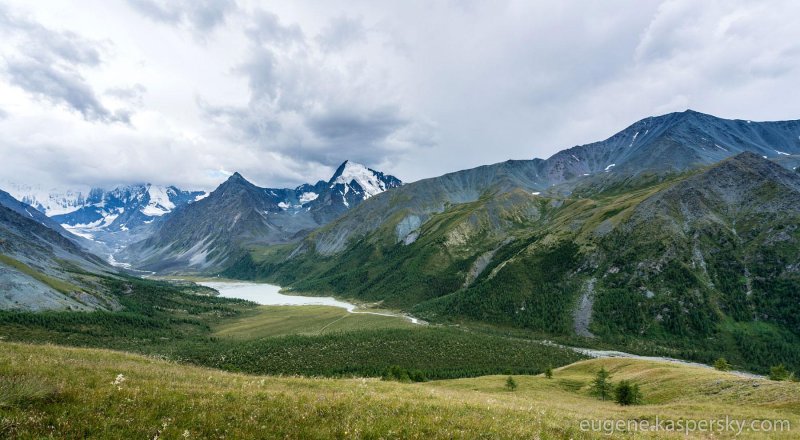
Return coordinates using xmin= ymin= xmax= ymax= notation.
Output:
xmin=123 ymin=161 xmax=401 ymax=272
xmin=0 ymin=189 xmax=81 ymax=241
xmin=290 ymin=110 xmax=800 ymax=256
xmin=228 ymin=153 xmax=800 ymax=373
xmin=0 ymin=194 xmax=120 ymax=311
xmin=543 ymin=109 xmax=800 ymax=183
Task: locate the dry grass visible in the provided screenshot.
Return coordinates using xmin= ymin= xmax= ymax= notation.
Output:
xmin=1 ymin=342 xmax=799 ymax=439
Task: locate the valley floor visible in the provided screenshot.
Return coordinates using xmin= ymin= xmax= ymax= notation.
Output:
xmin=2 ymin=342 xmax=799 ymax=439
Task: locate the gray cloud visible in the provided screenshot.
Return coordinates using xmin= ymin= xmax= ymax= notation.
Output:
xmin=126 ymin=0 xmax=237 ymax=33
xmin=3 ymin=0 xmax=800 ymax=191
xmin=200 ymin=8 xmax=434 ymax=173
xmin=308 ymin=106 xmax=408 ymax=147
xmin=6 ymin=59 xmax=128 ymax=123
xmin=105 ymin=84 xmax=147 ymax=107
xmin=316 ymin=16 xmax=366 ymax=51
xmin=0 ymin=3 xmax=130 ymax=123
xmin=245 ymin=10 xmax=304 ymax=46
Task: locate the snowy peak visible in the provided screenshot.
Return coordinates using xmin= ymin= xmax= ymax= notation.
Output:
xmin=33 ymin=183 xmax=206 ymax=238
xmin=329 ymin=160 xmax=402 ymax=201
xmin=3 ymin=182 xmax=91 ymax=217
xmin=124 ymin=162 xmax=403 ymax=271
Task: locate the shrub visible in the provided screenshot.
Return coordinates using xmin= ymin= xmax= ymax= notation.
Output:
xmin=382 ymin=365 xmax=428 ymax=383
xmin=545 ymin=367 xmax=553 ymax=379
xmin=614 ymin=380 xmax=642 ymax=406
xmin=383 ymin=365 xmax=411 ymax=382
xmin=505 ymin=376 xmax=517 ymax=391
xmin=769 ymin=364 xmax=792 ymax=381
xmin=714 ymin=358 xmax=732 ymax=371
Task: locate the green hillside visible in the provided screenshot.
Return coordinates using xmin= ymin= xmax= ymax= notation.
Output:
xmin=222 ymin=154 xmax=800 ymax=374
xmin=2 ymin=342 xmax=798 ymax=439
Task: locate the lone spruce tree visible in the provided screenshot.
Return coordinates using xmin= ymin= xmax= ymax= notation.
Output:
xmin=591 ymin=367 xmax=613 ymax=401
xmin=505 ymin=376 xmax=518 ymax=391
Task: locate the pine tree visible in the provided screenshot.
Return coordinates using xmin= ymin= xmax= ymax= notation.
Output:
xmin=591 ymin=367 xmax=612 ymax=400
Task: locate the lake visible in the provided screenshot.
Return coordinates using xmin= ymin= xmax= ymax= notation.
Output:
xmin=199 ymin=281 xmax=359 ymax=311
xmin=199 ymin=281 xmax=422 ymax=324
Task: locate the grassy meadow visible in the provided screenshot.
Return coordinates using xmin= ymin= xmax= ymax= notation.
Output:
xmin=2 ymin=342 xmax=798 ymax=439
xmin=213 ymin=305 xmax=416 ymax=339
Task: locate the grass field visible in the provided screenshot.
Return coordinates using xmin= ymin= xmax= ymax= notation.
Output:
xmin=0 ymin=277 xmax=585 ymax=379
xmin=213 ymin=305 xmax=416 ymax=339
xmin=2 ymin=342 xmax=798 ymax=439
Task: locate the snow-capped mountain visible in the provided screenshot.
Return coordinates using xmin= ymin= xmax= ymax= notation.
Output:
xmin=6 ymin=183 xmax=205 ymax=246
xmin=3 ymin=183 xmax=92 ymax=217
xmin=256 ymin=161 xmax=402 ymax=213
xmin=122 ymin=160 xmax=402 ymax=272
xmin=52 ymin=184 xmax=205 ymax=234
xmin=327 ymin=161 xmax=402 ymax=208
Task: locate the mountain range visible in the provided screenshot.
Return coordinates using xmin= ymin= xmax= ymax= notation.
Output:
xmin=118 ymin=160 xmax=402 ymax=272
xmin=3 ymin=109 xmax=800 ymax=371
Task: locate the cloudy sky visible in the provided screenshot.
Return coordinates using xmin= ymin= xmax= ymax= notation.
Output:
xmin=1 ymin=0 xmax=799 ymax=190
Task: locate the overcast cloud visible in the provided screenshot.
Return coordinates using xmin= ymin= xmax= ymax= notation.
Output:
xmin=1 ymin=0 xmax=799 ymax=190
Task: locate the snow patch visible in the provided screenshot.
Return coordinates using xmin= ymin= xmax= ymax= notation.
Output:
xmin=776 ymin=150 xmax=790 ymax=156
xmin=714 ymin=144 xmax=728 ymax=151
xmin=140 ymin=185 xmax=175 ymax=216
xmin=277 ymin=201 xmax=290 ymax=210
xmin=299 ymin=192 xmax=319 ymax=204
xmin=63 ymin=227 xmax=95 ymax=241
xmin=604 ymin=163 xmax=616 ymax=172
xmin=107 ymin=254 xmax=131 ymax=269
xmin=629 ymin=131 xmax=639 ymax=147
xmin=194 ymin=192 xmax=210 ymax=202
xmin=101 ymin=213 xmax=119 ymax=227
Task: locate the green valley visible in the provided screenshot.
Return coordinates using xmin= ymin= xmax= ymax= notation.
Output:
xmin=222 ymin=154 xmax=800 ymax=375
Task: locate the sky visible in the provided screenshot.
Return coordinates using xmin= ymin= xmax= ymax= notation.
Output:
xmin=1 ymin=0 xmax=799 ymax=190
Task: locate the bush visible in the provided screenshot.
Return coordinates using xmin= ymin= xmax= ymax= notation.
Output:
xmin=714 ymin=358 xmax=732 ymax=371
xmin=545 ymin=367 xmax=553 ymax=379
xmin=505 ymin=376 xmax=517 ymax=391
xmin=382 ymin=365 xmax=428 ymax=383
xmin=591 ymin=367 xmax=613 ymax=401
xmin=769 ymin=364 xmax=792 ymax=381
xmin=614 ymin=380 xmax=643 ymax=406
